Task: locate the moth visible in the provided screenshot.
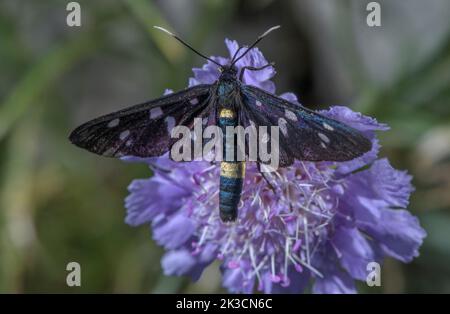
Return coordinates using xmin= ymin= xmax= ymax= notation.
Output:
xmin=69 ymin=26 xmax=371 ymax=222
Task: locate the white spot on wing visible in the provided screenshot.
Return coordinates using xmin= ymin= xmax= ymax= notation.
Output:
xmin=321 ymin=142 xmax=327 ymax=149
xmin=318 ymin=132 xmax=330 ymax=144
xmin=120 ymin=130 xmax=130 ymax=140
xmin=256 ymin=100 xmax=262 ymax=107
xmin=107 ymin=118 xmax=119 ymax=128
xmin=165 ymin=116 xmax=176 ymax=134
xmin=190 ymin=98 xmax=199 ymax=105
xmin=126 ymin=140 xmax=132 ymax=147
xmin=103 ymin=147 xmax=116 ymax=156
xmin=150 ymin=107 xmax=163 ymax=119
xmin=278 ymin=117 xmax=288 ymax=136
xmin=323 ymin=122 xmax=334 ymax=131
xmin=285 ymin=109 xmax=297 ymax=121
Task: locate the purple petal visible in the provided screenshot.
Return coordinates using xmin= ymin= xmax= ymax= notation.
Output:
xmin=222 ymin=268 xmax=255 ymax=293
xmin=225 ymin=38 xmax=239 ymax=59
xmin=332 ymin=226 xmax=379 ymax=280
xmin=224 ymin=38 xmax=276 ymax=93
xmin=280 ymin=92 xmax=300 ymax=104
xmin=358 ymin=208 xmax=426 ymax=262
xmin=199 ymin=243 xmax=219 ymax=264
xmin=192 ymin=62 xmax=221 ymax=85
xmin=161 ymin=249 xmax=196 ymax=277
xmin=271 ymin=267 xmax=310 ymax=293
xmin=125 ymin=176 xmax=190 ymax=226
xmin=321 ymin=106 xmax=389 ymax=133
xmin=312 ymin=268 xmax=356 ymax=294
xmin=125 ymin=179 xmax=160 ymax=226
xmin=336 ymin=138 xmax=381 ymax=175
xmin=350 ymin=158 xmax=414 ymax=209
xmin=153 ymin=214 xmax=196 ymax=249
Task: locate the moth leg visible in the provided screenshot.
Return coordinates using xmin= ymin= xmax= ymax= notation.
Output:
xmin=257 ymin=163 xmax=276 ymax=193
xmin=239 ymin=62 xmax=275 ymax=81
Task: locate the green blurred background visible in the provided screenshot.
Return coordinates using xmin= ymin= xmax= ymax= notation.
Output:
xmin=0 ymin=0 xmax=449 ymax=293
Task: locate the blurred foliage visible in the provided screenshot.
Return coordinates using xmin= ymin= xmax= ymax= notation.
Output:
xmin=0 ymin=0 xmax=449 ymax=293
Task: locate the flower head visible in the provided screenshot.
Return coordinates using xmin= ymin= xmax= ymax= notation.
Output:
xmin=123 ymin=39 xmax=426 ymax=293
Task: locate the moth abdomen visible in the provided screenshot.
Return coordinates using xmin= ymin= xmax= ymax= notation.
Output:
xmin=219 ymin=162 xmax=245 ymax=222
xmin=218 ymin=108 xmax=245 ymax=222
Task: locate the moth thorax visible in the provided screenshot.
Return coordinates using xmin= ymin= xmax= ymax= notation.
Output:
xmin=217 ymin=81 xmax=237 ymax=107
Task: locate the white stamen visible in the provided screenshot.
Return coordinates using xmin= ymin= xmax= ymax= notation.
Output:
xmin=271 ymin=254 xmax=276 ymax=276
xmin=198 ymin=226 xmax=209 ymax=246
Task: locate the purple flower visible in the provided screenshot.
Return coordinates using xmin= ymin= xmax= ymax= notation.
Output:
xmin=123 ymin=39 xmax=426 ymax=293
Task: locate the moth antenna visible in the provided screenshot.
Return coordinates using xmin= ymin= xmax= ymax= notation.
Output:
xmin=153 ymin=26 xmax=222 ymax=67
xmin=230 ymin=25 xmax=281 ymax=67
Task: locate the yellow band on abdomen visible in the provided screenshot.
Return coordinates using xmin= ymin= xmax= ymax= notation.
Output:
xmin=220 ymin=161 xmax=245 ymax=179
xmin=219 ymin=108 xmax=236 ymax=118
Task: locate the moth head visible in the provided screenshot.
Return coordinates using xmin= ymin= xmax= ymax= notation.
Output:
xmin=219 ymin=65 xmax=238 ymax=80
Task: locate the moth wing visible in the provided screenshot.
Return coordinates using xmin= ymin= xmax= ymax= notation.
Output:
xmin=239 ymin=85 xmax=372 ymax=166
xmin=69 ymin=84 xmax=213 ymax=158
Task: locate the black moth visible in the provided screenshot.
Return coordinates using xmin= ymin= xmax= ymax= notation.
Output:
xmin=69 ymin=26 xmax=372 ymax=222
